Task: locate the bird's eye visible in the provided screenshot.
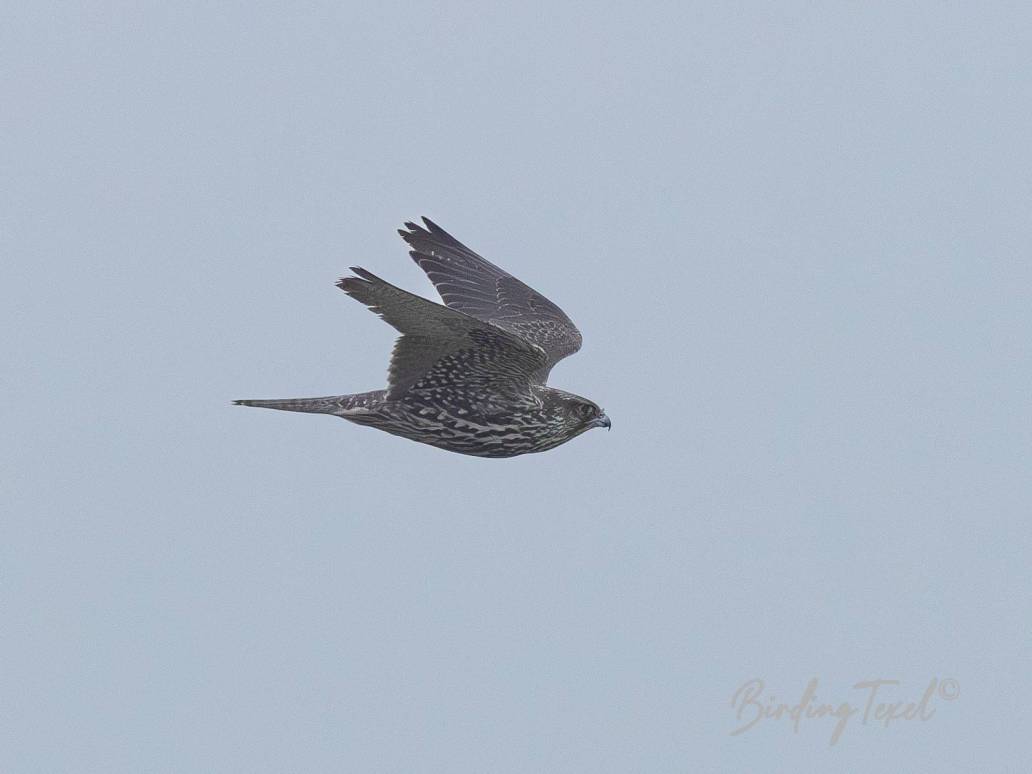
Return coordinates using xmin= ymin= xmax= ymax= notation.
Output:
xmin=579 ymin=404 xmax=596 ymax=418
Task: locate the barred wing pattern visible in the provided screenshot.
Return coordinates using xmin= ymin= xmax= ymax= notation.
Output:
xmin=337 ymin=268 xmax=548 ymax=402
xmin=400 ymin=218 xmax=583 ymax=383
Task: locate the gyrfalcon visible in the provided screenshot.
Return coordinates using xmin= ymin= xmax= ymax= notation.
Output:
xmin=235 ymin=218 xmax=610 ymax=457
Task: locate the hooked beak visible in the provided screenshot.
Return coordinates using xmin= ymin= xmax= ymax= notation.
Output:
xmin=592 ymin=413 xmax=611 ymax=431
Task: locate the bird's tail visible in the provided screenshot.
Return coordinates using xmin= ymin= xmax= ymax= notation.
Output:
xmin=233 ymin=390 xmax=386 ymax=416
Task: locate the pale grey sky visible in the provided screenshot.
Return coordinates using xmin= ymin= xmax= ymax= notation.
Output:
xmin=3 ymin=2 xmax=1031 ymax=771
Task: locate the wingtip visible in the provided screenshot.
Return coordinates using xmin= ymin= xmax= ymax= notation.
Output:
xmin=398 ymin=216 xmax=461 ymax=254
xmin=337 ymin=266 xmax=381 ymax=289
xmin=399 ymin=219 xmax=430 ymax=241
xmin=353 ymin=266 xmax=377 ymax=280
xmin=336 ymin=267 xmax=368 ymax=292
xmin=423 ymin=217 xmax=456 ymax=240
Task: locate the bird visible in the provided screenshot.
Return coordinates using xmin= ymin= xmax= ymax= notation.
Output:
xmin=234 ymin=218 xmax=610 ymax=457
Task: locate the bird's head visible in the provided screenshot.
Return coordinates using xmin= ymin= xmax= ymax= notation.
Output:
xmin=541 ymin=389 xmax=611 ymax=439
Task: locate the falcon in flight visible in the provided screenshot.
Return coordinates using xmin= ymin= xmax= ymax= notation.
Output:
xmin=235 ymin=218 xmax=610 ymax=457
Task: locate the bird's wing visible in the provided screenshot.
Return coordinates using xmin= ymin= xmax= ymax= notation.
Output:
xmin=337 ymin=268 xmax=548 ymax=401
xmin=399 ymin=217 xmax=582 ymax=383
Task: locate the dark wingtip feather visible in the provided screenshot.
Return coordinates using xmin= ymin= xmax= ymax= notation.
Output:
xmin=421 ymin=217 xmax=465 ymax=247
xmin=350 ymin=266 xmax=379 ymax=281
xmin=399 ymin=220 xmax=431 ymax=245
xmin=336 ymin=267 xmax=374 ymax=293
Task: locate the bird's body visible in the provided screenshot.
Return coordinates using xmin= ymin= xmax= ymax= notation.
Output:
xmin=235 ymin=219 xmax=609 ymax=457
xmin=238 ymin=384 xmax=601 ymax=458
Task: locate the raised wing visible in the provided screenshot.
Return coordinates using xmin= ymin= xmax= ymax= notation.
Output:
xmin=399 ymin=218 xmax=582 ymax=383
xmin=337 ymin=268 xmax=548 ymax=402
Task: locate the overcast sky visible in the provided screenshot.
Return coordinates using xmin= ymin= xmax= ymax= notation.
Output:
xmin=4 ymin=2 xmax=1031 ymax=771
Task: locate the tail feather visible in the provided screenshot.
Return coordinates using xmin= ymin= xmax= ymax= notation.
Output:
xmin=233 ymin=390 xmax=386 ymax=416
xmin=233 ymin=396 xmax=345 ymax=414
